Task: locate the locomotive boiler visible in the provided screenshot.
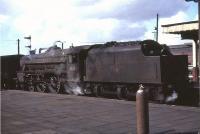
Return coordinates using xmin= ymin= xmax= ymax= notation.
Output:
xmin=17 ymin=45 xmax=90 ymax=94
xmin=16 ymin=40 xmax=189 ymax=103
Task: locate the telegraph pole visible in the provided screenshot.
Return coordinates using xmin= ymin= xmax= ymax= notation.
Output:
xmin=17 ymin=39 xmax=20 ymax=55
xmin=156 ymin=14 xmax=159 ymax=42
xmin=154 ymin=14 xmax=159 ymax=42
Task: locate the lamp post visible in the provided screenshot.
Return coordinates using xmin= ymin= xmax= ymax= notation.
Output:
xmin=17 ymin=39 xmax=20 ymax=55
xmin=186 ymin=0 xmax=200 ymax=106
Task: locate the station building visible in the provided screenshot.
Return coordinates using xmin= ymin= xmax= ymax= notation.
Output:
xmin=162 ymin=20 xmax=199 ymax=82
xmin=162 ymin=20 xmax=200 ymax=106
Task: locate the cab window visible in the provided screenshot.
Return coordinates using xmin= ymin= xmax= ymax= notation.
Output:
xmin=68 ymin=54 xmax=77 ymax=63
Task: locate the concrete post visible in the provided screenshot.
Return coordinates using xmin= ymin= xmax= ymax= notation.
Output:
xmin=136 ymin=84 xmax=149 ymax=134
xmin=198 ymin=0 xmax=200 ymax=107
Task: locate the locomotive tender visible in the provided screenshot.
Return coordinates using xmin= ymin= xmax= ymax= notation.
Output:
xmin=1 ymin=54 xmax=24 ymax=89
xmin=16 ymin=40 xmax=188 ymax=103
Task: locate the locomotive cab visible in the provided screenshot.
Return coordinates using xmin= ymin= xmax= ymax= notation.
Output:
xmin=58 ymin=45 xmax=91 ymax=94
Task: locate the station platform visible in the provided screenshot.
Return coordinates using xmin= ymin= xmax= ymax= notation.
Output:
xmin=1 ymin=90 xmax=200 ymax=134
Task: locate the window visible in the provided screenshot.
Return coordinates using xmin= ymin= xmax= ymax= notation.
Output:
xmin=68 ymin=54 xmax=77 ymax=63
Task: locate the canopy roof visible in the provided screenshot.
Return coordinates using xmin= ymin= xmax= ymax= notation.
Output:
xmin=162 ymin=21 xmax=198 ymax=40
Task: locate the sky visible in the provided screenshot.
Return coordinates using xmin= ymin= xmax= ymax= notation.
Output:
xmin=0 ymin=0 xmax=198 ymax=55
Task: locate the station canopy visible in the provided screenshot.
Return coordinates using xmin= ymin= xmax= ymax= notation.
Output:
xmin=162 ymin=20 xmax=198 ymax=41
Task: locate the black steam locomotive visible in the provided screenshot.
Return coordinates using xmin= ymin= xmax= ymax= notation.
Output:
xmin=16 ymin=40 xmax=188 ymax=103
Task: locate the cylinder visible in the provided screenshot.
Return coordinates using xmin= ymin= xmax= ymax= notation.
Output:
xmin=136 ymin=85 xmax=149 ymax=134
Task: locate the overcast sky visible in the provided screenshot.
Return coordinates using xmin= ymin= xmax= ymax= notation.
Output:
xmin=0 ymin=0 xmax=198 ymax=55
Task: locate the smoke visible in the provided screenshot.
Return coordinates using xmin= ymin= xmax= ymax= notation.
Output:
xmin=166 ymin=90 xmax=178 ymax=103
xmin=64 ymin=83 xmax=84 ymax=95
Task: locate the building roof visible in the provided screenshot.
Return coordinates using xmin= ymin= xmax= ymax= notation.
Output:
xmin=162 ymin=21 xmax=198 ymax=33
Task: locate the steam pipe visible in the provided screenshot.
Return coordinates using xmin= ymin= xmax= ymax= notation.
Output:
xmin=54 ymin=40 xmax=64 ymax=49
xmin=39 ymin=48 xmax=47 ymax=53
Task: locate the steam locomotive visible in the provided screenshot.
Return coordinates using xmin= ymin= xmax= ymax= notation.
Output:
xmin=16 ymin=40 xmax=189 ymax=103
